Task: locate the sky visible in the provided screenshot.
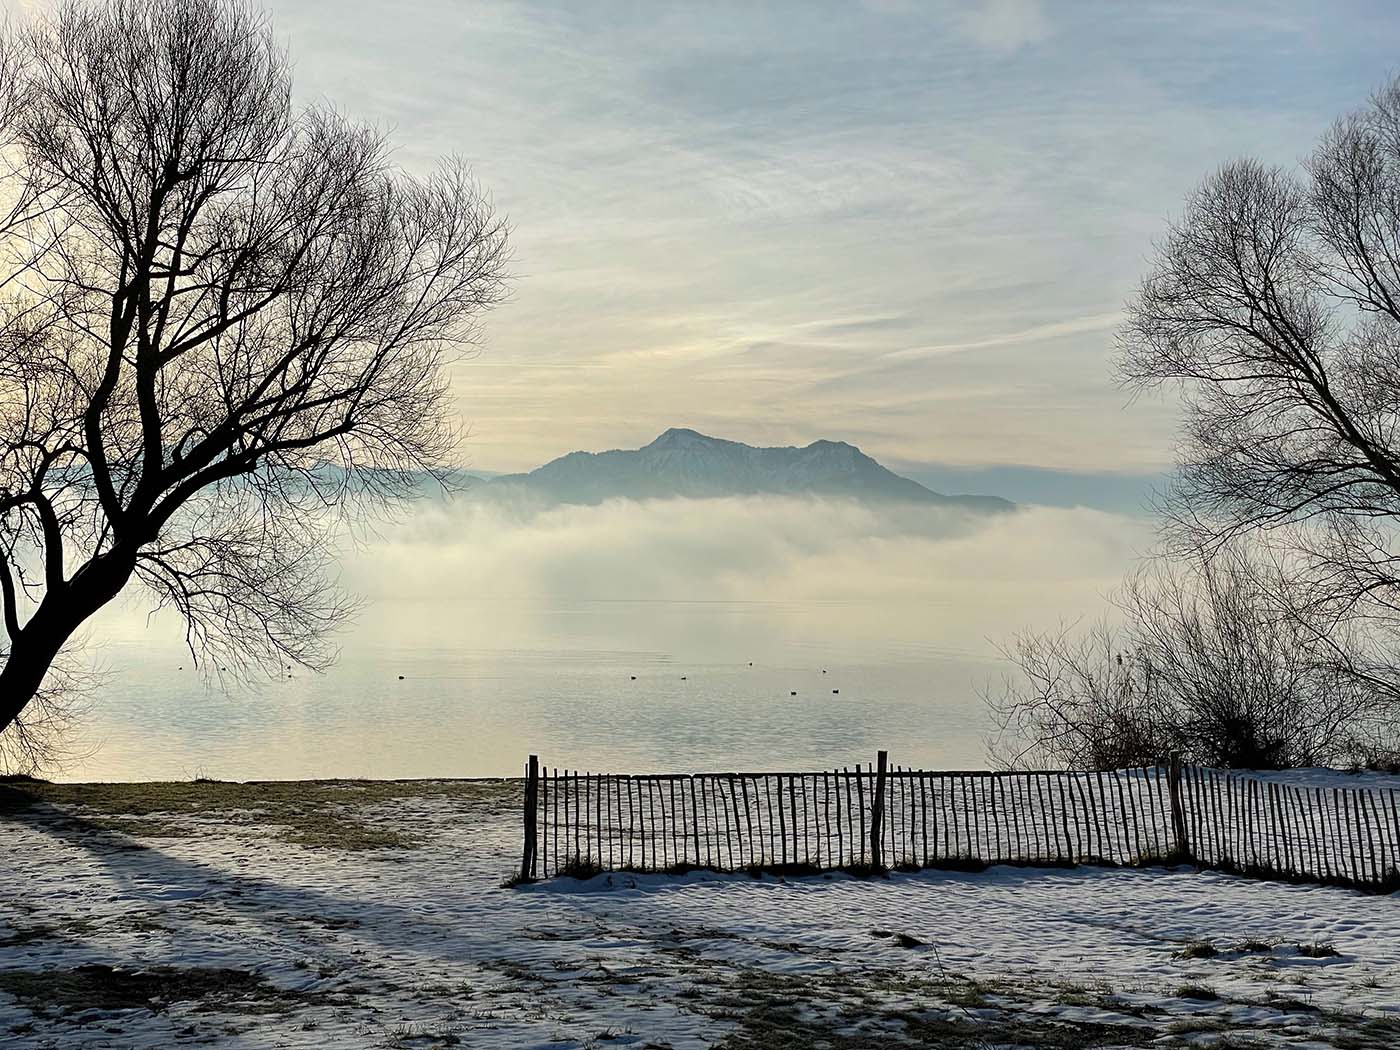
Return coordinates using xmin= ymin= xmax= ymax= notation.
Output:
xmin=234 ymin=0 xmax=1397 ymax=483
xmin=17 ymin=0 xmax=1400 ymax=486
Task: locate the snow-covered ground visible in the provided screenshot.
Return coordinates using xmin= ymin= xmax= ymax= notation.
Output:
xmin=1 ymin=777 xmax=1397 ymax=1048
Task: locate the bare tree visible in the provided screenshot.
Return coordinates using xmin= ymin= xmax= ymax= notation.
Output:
xmin=0 ymin=0 xmax=509 ymax=757
xmin=1119 ymin=75 xmax=1400 ymax=656
xmin=988 ymin=545 xmax=1398 ymax=770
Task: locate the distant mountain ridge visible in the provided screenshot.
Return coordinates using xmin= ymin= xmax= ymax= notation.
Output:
xmin=487 ymin=428 xmax=1014 ymax=511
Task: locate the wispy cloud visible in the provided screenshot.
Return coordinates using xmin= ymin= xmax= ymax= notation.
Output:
xmin=17 ymin=0 xmax=1399 ymax=474
xmin=884 ymin=311 xmax=1123 ymax=362
xmin=958 ymin=0 xmax=1051 ymax=53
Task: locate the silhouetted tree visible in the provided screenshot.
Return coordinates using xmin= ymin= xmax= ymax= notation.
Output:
xmin=1119 ymin=75 xmax=1400 ymax=673
xmin=0 ymin=0 xmax=509 ymax=763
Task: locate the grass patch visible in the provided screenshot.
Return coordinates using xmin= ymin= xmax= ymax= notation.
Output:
xmin=942 ymin=977 xmax=992 ymax=1009
xmin=1295 ymin=940 xmax=1341 ymax=958
xmin=0 ymin=777 xmax=511 ymax=851
xmin=1176 ymin=937 xmax=1278 ymax=960
xmin=0 ymin=918 xmax=96 ymax=948
xmin=1230 ymin=939 xmax=1275 ymax=954
xmin=89 ymin=816 xmax=201 ymax=839
xmin=1174 ymin=983 xmax=1219 ymax=1001
xmin=0 ymin=776 xmax=514 ymax=816
xmin=680 ymin=964 xmax=1388 ymax=1049
xmin=1176 ymin=940 xmax=1219 ymax=959
xmin=277 ymin=822 xmax=416 ymax=850
xmin=705 ymin=969 xmax=1154 ymax=1049
xmin=0 ymin=964 xmax=312 ymax=1017
xmin=870 ymin=929 xmax=923 ymax=949
xmin=384 ymin=1022 xmax=465 ymax=1047
xmin=1328 ymin=1013 xmax=1400 ymax=1049
xmin=1052 ymin=980 xmax=1113 ymax=1008
xmin=1262 ymin=993 xmax=1320 ymax=1013
xmin=558 ymin=855 xmax=607 ymax=880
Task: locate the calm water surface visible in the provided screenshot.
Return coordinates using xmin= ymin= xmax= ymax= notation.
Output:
xmin=74 ymin=597 xmax=1006 ymax=780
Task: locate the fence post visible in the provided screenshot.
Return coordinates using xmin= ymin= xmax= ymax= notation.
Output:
xmin=521 ymin=754 xmax=539 ymax=882
xmin=1167 ymin=753 xmax=1189 ymax=861
xmin=870 ymin=750 xmax=888 ymax=869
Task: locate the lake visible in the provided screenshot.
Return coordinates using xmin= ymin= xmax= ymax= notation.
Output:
xmin=65 ymin=500 xmax=1149 ymax=781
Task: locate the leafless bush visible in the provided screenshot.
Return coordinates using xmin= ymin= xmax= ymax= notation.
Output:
xmin=989 ymin=545 xmax=1399 ymax=770
xmin=987 ymin=620 xmax=1166 ymax=771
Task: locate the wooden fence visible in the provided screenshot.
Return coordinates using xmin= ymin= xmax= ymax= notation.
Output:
xmin=518 ymin=753 xmax=1400 ymax=892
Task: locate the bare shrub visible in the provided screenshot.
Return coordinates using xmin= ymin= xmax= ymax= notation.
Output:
xmin=989 ymin=545 xmax=1399 ymax=770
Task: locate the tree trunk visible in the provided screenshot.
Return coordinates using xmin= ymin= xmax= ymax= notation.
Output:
xmin=0 ymin=551 xmax=138 ymax=736
xmin=0 ymin=624 xmax=71 ymax=733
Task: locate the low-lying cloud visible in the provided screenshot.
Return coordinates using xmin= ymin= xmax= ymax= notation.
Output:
xmin=340 ymin=495 xmax=1150 ymax=652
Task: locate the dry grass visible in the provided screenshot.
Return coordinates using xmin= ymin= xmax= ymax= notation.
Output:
xmin=0 ymin=776 xmax=517 ymax=851
xmin=0 ymin=964 xmax=314 ymax=1017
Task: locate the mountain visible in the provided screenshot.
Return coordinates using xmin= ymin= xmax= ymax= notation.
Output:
xmin=488 ymin=429 xmax=1014 ymax=511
